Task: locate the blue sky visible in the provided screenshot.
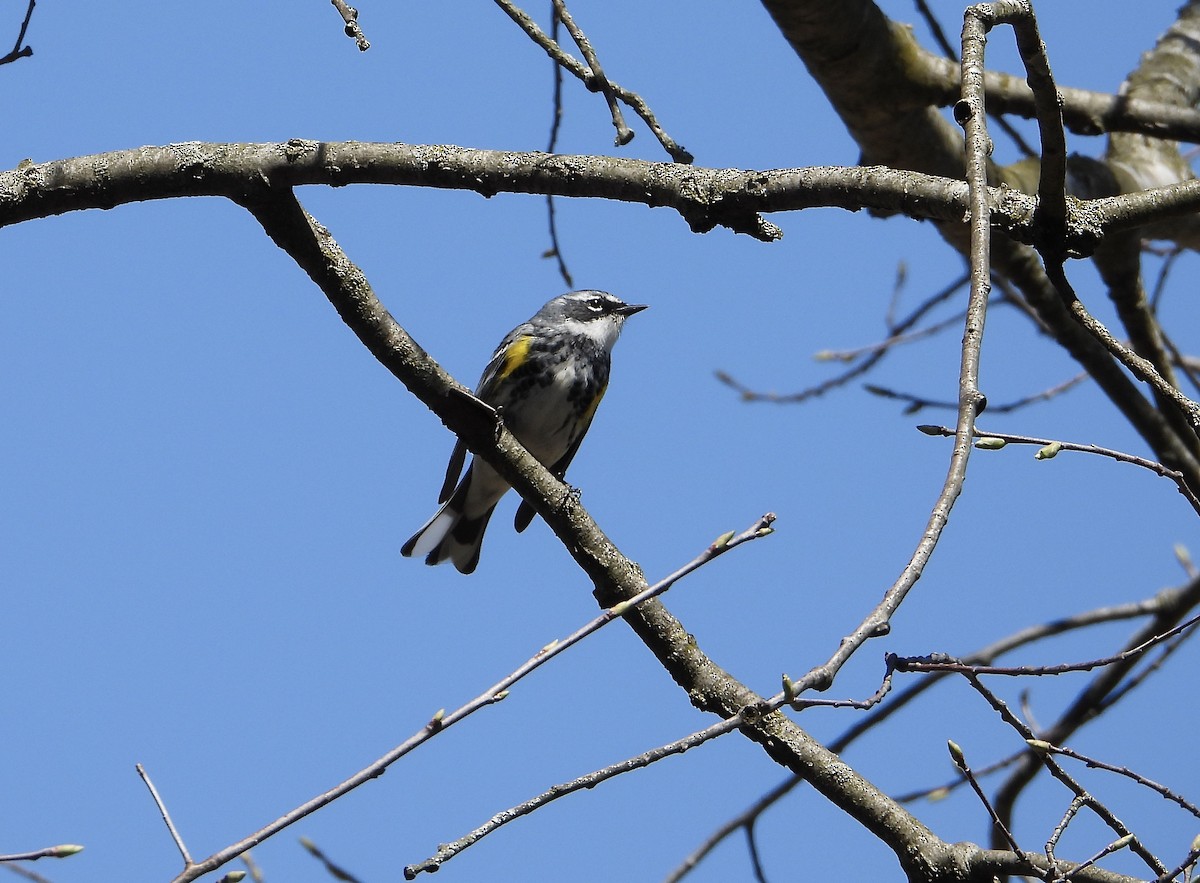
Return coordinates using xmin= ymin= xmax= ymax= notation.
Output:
xmin=3 ymin=2 xmax=1198 ymax=881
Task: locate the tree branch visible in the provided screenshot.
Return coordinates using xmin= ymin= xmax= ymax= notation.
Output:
xmin=0 ymin=0 xmax=34 ymax=66
xmin=329 ymin=0 xmax=370 ymax=51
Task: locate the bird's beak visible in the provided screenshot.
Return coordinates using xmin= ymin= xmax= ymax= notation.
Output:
xmin=617 ymin=303 xmax=649 ymax=317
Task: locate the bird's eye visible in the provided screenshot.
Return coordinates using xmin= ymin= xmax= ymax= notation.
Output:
xmin=587 ymin=296 xmax=606 ymax=312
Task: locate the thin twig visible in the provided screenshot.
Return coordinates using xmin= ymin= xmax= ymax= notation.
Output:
xmin=329 ymin=0 xmax=369 ymax=51
xmin=1147 ymin=245 xmax=1182 ymax=314
xmin=0 ymin=0 xmax=34 ymax=66
xmin=891 ymin=612 xmax=1200 ymax=678
xmin=1157 ymin=843 xmax=1200 ymax=883
xmin=1 ymin=865 xmax=53 ymax=883
xmin=883 ymin=260 xmax=909 ymax=330
xmin=0 ymin=845 xmax=83 ymax=864
xmin=490 ymin=0 xmax=692 ymax=161
xmin=1045 ymin=795 xmax=1087 ymax=875
xmin=893 ymin=747 xmax=1024 ymax=804
xmin=240 ymin=850 xmax=265 ymax=883
xmin=1053 ymin=264 xmax=1200 ymax=434
xmin=993 ymin=578 xmax=1200 ymax=861
xmin=1028 ymin=741 xmax=1200 ymax=820
xmin=947 ymin=741 xmax=1044 ymax=878
xmin=786 ymin=667 xmax=895 ymax=712
xmin=550 ymin=0 xmax=632 ymax=145
xmin=1096 ymin=623 xmax=1192 ymax=713
xmin=1062 ymin=836 xmax=1138 ymax=881
xmin=543 ymin=4 xmax=574 ymax=287
xmin=300 ymin=837 xmax=364 ymax=883
xmin=867 ymin=372 xmax=1084 ymax=415
xmin=745 ymin=819 xmax=769 ymax=883
xmin=404 ymin=713 xmax=747 ymax=877
xmin=137 ymin=763 xmax=193 ymax=868
xmin=820 ymin=310 xmax=969 ymax=363
xmin=917 ymin=423 xmax=1200 ymax=517
xmin=1160 ymin=331 xmax=1200 ymax=399
xmin=716 ymin=273 xmax=970 ymax=404
xmin=964 ymin=676 xmax=1166 ymax=878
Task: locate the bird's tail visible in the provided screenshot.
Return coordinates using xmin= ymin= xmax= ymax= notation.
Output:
xmin=402 ymin=468 xmax=497 ymax=574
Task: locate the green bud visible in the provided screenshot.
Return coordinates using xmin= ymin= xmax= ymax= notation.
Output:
xmin=1035 ymin=441 xmax=1063 ymax=460
xmin=711 ymin=530 xmax=736 ymax=551
xmin=974 ymin=437 xmax=1007 ymax=450
xmin=947 ymin=740 xmax=966 ymax=768
xmin=49 ymin=844 xmax=84 ymax=858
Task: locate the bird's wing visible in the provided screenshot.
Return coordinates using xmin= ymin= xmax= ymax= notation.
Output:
xmin=438 ymin=328 xmax=535 ymax=504
xmin=437 ymin=437 xmax=468 ymax=504
xmin=513 ymin=383 xmax=607 ymax=533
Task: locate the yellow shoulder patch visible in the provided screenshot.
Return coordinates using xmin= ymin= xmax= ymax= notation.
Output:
xmin=497 ymin=335 xmax=533 ymax=381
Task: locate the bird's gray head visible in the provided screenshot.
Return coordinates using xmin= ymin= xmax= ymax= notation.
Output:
xmin=533 ymin=290 xmax=648 ymax=350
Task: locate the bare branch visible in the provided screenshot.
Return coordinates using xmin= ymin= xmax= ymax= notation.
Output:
xmin=1052 ymin=264 xmax=1200 ymax=434
xmin=1029 ymin=741 xmax=1200 ymax=821
xmin=964 ymin=675 xmax=1167 ymax=878
xmin=0 ymin=845 xmax=83 ymax=864
xmin=946 ymin=740 xmax=1043 ymax=877
xmin=550 ymin=0 xmax=633 ymax=146
xmin=137 ymin=763 xmax=193 ymax=868
xmin=300 ymin=837 xmax=364 ymax=883
xmin=0 ymin=0 xmax=34 ymax=66
xmin=543 ymin=6 xmax=574 ymax=287
xmin=716 ymin=273 xmax=970 ymax=404
xmin=13 ymin=140 xmax=1200 ymax=252
xmin=892 ymin=613 xmax=1200 ymax=678
xmin=491 ymin=0 xmax=691 ymax=162
xmin=917 ymin=423 xmax=1200 ymax=516
xmin=329 ymin=0 xmax=370 ymax=51
xmin=2 ymin=863 xmax=54 ymax=883
xmin=868 ymin=372 xmax=1085 ymax=415
xmin=405 ymin=714 xmax=744 ymax=877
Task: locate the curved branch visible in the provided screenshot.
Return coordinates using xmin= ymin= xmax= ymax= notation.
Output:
xmin=0 ymin=141 xmax=973 ymax=237
xmin=10 ymin=141 xmax=1200 ymax=249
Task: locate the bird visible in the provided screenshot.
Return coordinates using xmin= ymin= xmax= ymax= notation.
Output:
xmin=402 ymin=290 xmax=647 ymax=574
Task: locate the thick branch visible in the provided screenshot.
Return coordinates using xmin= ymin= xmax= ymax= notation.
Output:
xmin=0 ymin=141 xmax=967 ymax=237
xmin=10 ymin=140 xmax=1200 ymax=246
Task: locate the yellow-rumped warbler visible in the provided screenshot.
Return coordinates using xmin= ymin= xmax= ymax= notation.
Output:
xmin=402 ymin=290 xmax=647 ymax=574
